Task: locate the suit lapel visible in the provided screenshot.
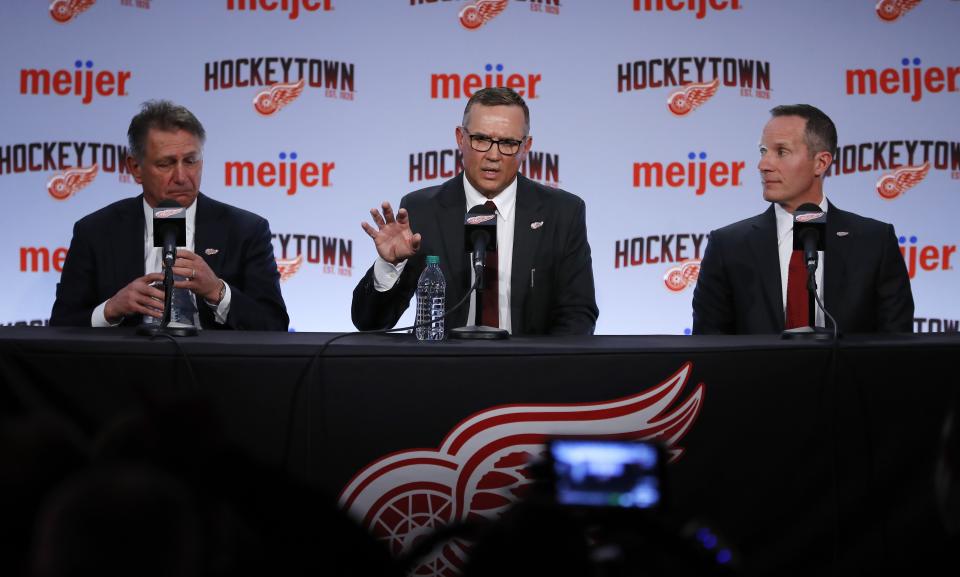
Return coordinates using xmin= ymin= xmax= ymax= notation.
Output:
xmin=824 ymin=201 xmax=849 ymax=315
xmin=436 ymin=177 xmax=469 ymax=326
xmin=194 ymin=193 xmax=225 ymax=278
xmin=510 ymin=175 xmax=543 ymax=334
xmin=114 ymin=196 xmax=146 ymax=288
xmin=748 ymin=205 xmax=785 ymax=331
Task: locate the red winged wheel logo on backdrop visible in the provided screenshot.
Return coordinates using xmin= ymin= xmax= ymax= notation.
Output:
xmin=339 ymin=362 xmax=706 ymax=576
xmin=664 ymin=260 xmax=701 ymax=292
xmin=253 ymin=78 xmax=305 ymax=116
xmin=459 ymin=0 xmax=509 ymax=30
xmin=667 ymin=78 xmax=720 ymax=116
xmin=276 ymin=254 xmax=303 ymax=282
xmin=49 ymin=0 xmax=95 ymax=23
xmin=876 ymin=162 xmax=930 ymax=200
xmin=875 ymin=0 xmax=922 ymax=22
xmin=47 ymin=164 xmax=99 ymax=200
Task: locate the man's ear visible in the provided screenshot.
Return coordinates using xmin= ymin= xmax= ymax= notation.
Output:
xmin=126 ymin=155 xmax=144 ymax=184
xmin=814 ymin=150 xmax=833 ymax=177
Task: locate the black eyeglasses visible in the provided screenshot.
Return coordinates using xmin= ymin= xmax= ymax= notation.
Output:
xmin=461 ymin=127 xmax=526 ymax=155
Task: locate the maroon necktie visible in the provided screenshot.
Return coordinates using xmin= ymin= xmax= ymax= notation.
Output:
xmin=480 ymin=201 xmax=499 ymax=328
xmin=784 ymin=250 xmax=809 ymax=329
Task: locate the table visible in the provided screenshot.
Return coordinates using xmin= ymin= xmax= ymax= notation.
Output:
xmin=2 ymin=327 xmax=957 ymax=576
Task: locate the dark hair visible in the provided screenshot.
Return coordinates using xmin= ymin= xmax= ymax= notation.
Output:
xmin=127 ymin=100 xmax=206 ymax=160
xmin=770 ymin=104 xmax=837 ymax=158
xmin=462 ymin=87 xmax=530 ymax=135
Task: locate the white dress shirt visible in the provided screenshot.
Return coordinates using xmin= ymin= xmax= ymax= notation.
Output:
xmin=373 ymin=173 xmax=518 ymax=333
xmin=774 ymin=197 xmax=827 ymax=328
xmin=90 ymin=199 xmax=231 ymax=326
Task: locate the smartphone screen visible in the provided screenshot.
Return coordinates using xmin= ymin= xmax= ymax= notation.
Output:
xmin=549 ymin=439 xmax=663 ymax=510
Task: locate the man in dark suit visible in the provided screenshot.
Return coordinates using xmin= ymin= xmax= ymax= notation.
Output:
xmin=50 ymin=100 xmax=288 ymax=331
xmin=692 ymin=104 xmax=913 ymax=335
xmin=352 ymin=87 xmax=598 ymax=335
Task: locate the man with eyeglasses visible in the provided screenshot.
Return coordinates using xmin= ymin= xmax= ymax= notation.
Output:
xmin=353 ymin=87 xmax=598 ymax=335
xmin=50 ymin=100 xmax=289 ymax=331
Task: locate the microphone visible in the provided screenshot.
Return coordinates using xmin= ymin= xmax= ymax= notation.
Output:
xmin=153 ymin=200 xmax=187 ymax=267
xmin=136 ymin=199 xmax=197 ymax=337
xmin=449 ymin=203 xmax=508 ymax=340
xmin=792 ymin=203 xmax=826 ymax=273
xmin=782 ymin=202 xmax=838 ymax=340
xmin=463 ymin=204 xmax=498 ymax=273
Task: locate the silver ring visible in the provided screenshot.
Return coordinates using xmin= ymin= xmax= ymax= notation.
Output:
xmin=191 ymin=268 xmax=196 ymax=278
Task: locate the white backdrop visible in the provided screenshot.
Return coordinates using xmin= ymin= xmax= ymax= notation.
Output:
xmin=2 ymin=0 xmax=957 ymax=334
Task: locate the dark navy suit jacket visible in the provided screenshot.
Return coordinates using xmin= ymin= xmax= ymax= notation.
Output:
xmin=692 ymin=203 xmax=914 ymax=335
xmin=351 ymin=174 xmax=598 ymax=336
xmin=51 ymin=193 xmax=288 ymax=331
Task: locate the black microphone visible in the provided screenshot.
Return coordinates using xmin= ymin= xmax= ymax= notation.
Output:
xmin=153 ymin=200 xmax=187 ymax=267
xmin=792 ymin=203 xmax=826 ymax=272
xmin=449 ymin=203 xmax=508 ymax=340
xmin=463 ymin=204 xmax=498 ymax=272
xmin=783 ymin=201 xmax=839 ymax=340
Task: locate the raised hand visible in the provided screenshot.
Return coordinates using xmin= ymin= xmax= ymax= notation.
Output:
xmin=361 ymin=202 xmax=422 ymax=265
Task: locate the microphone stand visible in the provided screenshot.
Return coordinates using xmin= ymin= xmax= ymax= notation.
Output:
xmin=136 ymin=252 xmax=198 ymax=337
xmin=450 ymin=256 xmax=509 ymax=340
xmin=781 ymin=262 xmax=837 ymax=341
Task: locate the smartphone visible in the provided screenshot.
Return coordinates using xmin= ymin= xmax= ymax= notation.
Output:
xmin=547 ymin=438 xmax=665 ymax=511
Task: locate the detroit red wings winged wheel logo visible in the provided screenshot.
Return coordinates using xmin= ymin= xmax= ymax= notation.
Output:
xmin=667 ymin=78 xmax=720 ymax=116
xmin=876 ymin=162 xmax=930 ymax=200
xmin=664 ymin=260 xmax=701 ymax=292
xmin=47 ymin=164 xmax=98 ymax=200
xmin=875 ymin=0 xmax=922 ymax=22
xmin=276 ymin=254 xmax=303 ymax=282
xmin=49 ymin=0 xmax=95 ymax=23
xmin=339 ymin=362 xmax=705 ymax=576
xmin=253 ymin=78 xmax=305 ymax=116
xmin=459 ymin=0 xmax=509 ymax=30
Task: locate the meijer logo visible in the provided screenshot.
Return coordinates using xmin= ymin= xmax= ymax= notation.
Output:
xmin=633 ymin=0 xmax=742 ymax=19
xmin=846 ymin=57 xmax=959 ymax=102
xmin=431 ymin=63 xmax=541 ymax=99
xmin=633 ymin=152 xmax=745 ymax=195
xmin=20 ymin=246 xmax=68 ymax=273
xmin=20 ymin=60 xmax=131 ymax=104
xmin=226 ymin=0 xmax=332 ymax=19
xmin=899 ymin=235 xmax=956 ymax=279
xmin=225 ymin=152 xmax=334 ymax=196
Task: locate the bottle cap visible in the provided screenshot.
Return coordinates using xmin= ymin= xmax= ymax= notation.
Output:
xmin=426 ymin=255 xmax=439 ymax=264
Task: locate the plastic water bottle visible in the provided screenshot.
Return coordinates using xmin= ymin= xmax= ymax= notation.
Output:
xmin=416 ymin=255 xmax=446 ymax=341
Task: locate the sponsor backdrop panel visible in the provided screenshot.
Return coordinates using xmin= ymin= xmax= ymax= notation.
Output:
xmin=1 ymin=1 xmax=956 ymax=334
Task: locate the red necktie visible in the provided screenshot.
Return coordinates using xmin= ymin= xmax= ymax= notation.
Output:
xmin=784 ymin=250 xmax=809 ymax=329
xmin=480 ymin=201 xmax=499 ymax=328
